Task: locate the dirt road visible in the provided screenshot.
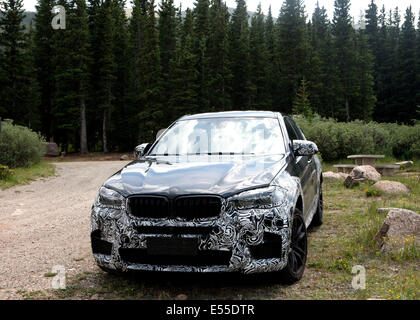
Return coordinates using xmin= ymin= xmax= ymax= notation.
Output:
xmin=0 ymin=161 xmax=128 ymax=299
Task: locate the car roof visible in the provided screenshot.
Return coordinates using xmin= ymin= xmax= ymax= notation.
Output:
xmin=179 ymin=111 xmax=281 ymax=120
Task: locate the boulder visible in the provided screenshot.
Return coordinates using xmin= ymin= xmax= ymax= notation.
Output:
xmin=120 ymin=154 xmax=129 ymax=160
xmin=373 ymin=180 xmax=409 ymax=194
xmin=374 ymin=208 xmax=420 ymax=252
xmin=323 ymin=171 xmax=348 ymax=180
xmin=395 ymin=161 xmax=413 ymax=169
xmin=344 ymin=165 xmax=381 ymax=188
xmin=44 ymin=142 xmax=60 ymax=157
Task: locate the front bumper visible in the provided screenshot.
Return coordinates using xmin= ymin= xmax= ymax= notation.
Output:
xmin=91 ymin=195 xmax=292 ymax=274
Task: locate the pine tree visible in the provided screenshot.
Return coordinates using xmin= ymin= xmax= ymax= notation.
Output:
xmin=129 ymin=0 xmax=162 ymax=142
xmin=249 ymin=3 xmax=268 ymax=109
xmin=276 ymin=0 xmax=309 ymax=114
xmin=264 ymin=6 xmax=276 ymax=108
xmin=34 ymin=0 xmax=55 ymax=140
xmin=52 ymin=0 xmax=78 ymax=151
xmin=354 ymin=30 xmax=376 ymax=121
xmin=158 ymin=0 xmax=177 ymax=110
xmin=168 ymin=8 xmax=199 ymax=118
xmin=332 ymin=0 xmax=359 ymax=121
xmin=96 ymin=0 xmax=115 ymax=153
xmin=396 ymin=6 xmax=417 ymax=123
xmin=109 ymin=0 xmax=132 ymax=151
xmin=416 ymin=10 xmax=420 ymax=118
xmin=229 ymin=0 xmax=250 ymax=109
xmin=23 ymin=24 xmax=41 ymax=130
xmin=0 ymin=0 xmax=28 ymax=124
xmin=208 ymin=0 xmax=231 ymax=111
xmin=365 ymin=0 xmax=378 ymax=57
xmin=71 ymin=0 xmax=90 ymax=154
xmin=193 ymin=0 xmax=210 ymax=110
xmin=308 ymin=2 xmax=338 ymax=117
xmin=293 ymin=77 xmax=312 ymax=120
xmin=364 ymin=0 xmax=379 ymax=99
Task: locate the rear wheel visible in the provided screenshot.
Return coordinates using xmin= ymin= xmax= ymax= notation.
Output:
xmin=310 ymin=185 xmax=323 ymax=227
xmin=279 ymin=209 xmax=307 ymax=284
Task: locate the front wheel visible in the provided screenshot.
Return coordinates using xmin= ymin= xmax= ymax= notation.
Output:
xmin=279 ymin=209 xmax=308 ymax=284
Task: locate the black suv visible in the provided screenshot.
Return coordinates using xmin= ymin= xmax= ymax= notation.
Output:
xmin=91 ymin=111 xmax=323 ymax=283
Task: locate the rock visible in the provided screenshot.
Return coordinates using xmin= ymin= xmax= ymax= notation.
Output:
xmin=323 ymin=171 xmax=347 ymax=180
xmin=377 ymin=207 xmax=413 ymax=214
xmin=175 ymin=294 xmax=188 ymax=300
xmin=395 ymin=161 xmax=413 ymax=169
xmin=344 ymin=165 xmax=381 ymax=188
xmin=44 ymin=142 xmax=60 ymax=157
xmin=120 ymin=154 xmax=129 ymax=160
xmin=374 ymin=208 xmax=420 ymax=252
xmin=373 ymin=180 xmax=409 ymax=194
xmin=90 ymin=294 xmax=99 ymax=300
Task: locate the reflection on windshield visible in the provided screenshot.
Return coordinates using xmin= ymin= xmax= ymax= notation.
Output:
xmin=149 ymin=118 xmax=285 ymax=156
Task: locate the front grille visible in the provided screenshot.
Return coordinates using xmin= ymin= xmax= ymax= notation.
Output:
xmin=128 ymin=196 xmax=169 ymax=218
xmin=91 ymin=230 xmax=113 ymax=255
xmin=128 ymin=195 xmax=221 ymax=219
xmin=119 ymin=248 xmax=232 ymax=266
xmin=136 ymin=226 xmax=214 ymax=236
xmin=174 ymin=196 xmax=222 ymax=219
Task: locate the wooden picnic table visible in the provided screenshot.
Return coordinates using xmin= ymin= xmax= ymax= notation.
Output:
xmin=347 ymin=154 xmax=385 ymax=166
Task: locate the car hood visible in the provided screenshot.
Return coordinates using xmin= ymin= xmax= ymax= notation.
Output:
xmin=104 ymin=154 xmax=287 ymax=198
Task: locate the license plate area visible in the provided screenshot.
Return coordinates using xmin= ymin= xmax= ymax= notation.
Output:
xmin=147 ymin=237 xmax=198 ymax=256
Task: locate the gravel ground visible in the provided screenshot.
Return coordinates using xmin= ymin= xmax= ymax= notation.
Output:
xmin=0 ymin=161 xmax=128 ymax=299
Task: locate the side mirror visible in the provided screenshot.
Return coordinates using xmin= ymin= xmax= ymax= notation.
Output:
xmin=292 ymin=140 xmax=318 ymax=157
xmin=134 ymin=143 xmax=152 ymax=159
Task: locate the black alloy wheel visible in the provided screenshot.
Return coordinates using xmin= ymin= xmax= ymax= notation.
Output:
xmin=279 ymin=209 xmax=308 ymax=284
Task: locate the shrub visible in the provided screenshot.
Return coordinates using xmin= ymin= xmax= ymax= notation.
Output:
xmin=0 ymin=164 xmax=14 ymax=179
xmin=294 ymin=115 xmax=420 ymax=162
xmin=0 ymin=120 xmax=45 ymax=168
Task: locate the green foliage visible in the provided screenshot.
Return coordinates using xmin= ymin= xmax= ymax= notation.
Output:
xmin=0 ymin=0 xmax=39 ymax=128
xmin=365 ymin=186 xmax=382 ymax=197
xmin=229 ymin=0 xmax=251 ymax=109
xmin=0 ymin=164 xmax=14 ymax=179
xmin=275 ymin=0 xmax=309 ymax=114
xmin=293 ymin=78 xmax=313 ymax=120
xmin=0 ymin=120 xmax=45 ymax=168
xmin=295 ymin=115 xmax=420 ymax=161
xmin=2 ymin=0 xmax=419 ymax=153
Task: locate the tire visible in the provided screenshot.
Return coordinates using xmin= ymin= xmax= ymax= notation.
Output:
xmin=310 ymin=184 xmax=323 ymax=227
xmin=279 ymin=209 xmax=308 ymax=284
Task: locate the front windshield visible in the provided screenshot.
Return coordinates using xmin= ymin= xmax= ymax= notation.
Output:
xmin=149 ymin=117 xmax=285 ymax=156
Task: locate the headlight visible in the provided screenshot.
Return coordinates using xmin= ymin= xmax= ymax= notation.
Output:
xmin=95 ymin=186 xmax=125 ymax=209
xmin=227 ymin=186 xmax=286 ymax=210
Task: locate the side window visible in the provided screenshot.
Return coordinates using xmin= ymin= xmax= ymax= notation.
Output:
xmin=284 ymin=118 xmax=299 ymax=141
xmin=289 ymin=119 xmax=305 ymax=140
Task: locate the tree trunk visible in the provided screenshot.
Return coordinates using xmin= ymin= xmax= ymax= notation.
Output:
xmin=345 ymin=97 xmax=350 ymax=122
xmin=102 ymin=109 xmax=109 ymax=153
xmin=80 ymin=97 xmax=88 ymax=154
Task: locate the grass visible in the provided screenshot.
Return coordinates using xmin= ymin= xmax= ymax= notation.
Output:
xmin=13 ymin=157 xmax=420 ymax=300
xmin=0 ymin=161 xmax=56 ymax=190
